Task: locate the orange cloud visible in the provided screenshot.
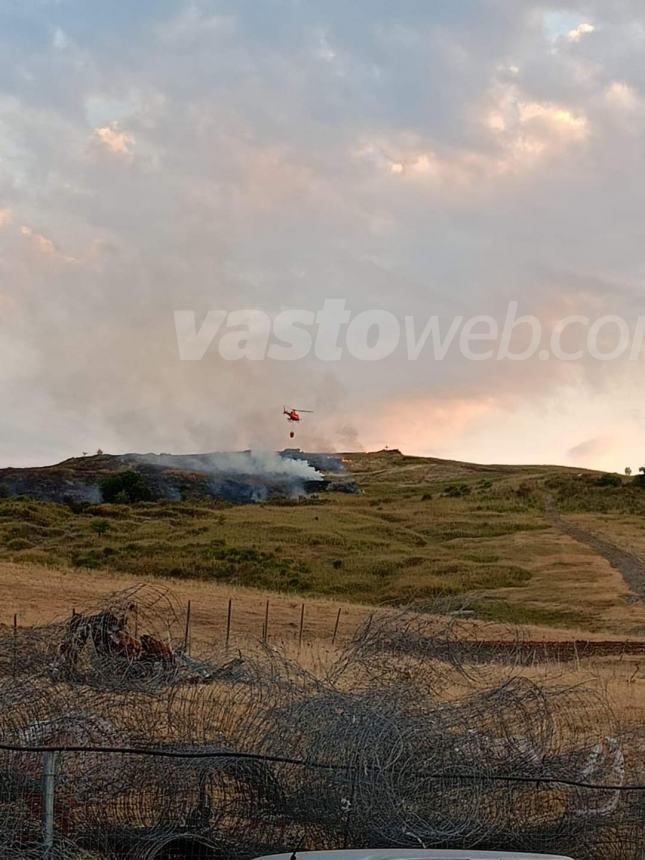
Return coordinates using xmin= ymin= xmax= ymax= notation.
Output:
xmin=19 ymin=224 xmax=76 ymax=263
xmin=358 ymin=87 xmax=589 ymax=193
xmin=92 ymin=122 xmax=135 ymax=155
xmin=20 ymin=225 xmax=56 ymax=256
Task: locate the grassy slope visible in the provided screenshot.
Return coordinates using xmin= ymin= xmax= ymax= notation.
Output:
xmin=2 ymin=450 xmax=645 ymax=635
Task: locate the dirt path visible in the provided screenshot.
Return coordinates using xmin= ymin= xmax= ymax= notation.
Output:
xmin=546 ymin=500 xmax=645 ymax=602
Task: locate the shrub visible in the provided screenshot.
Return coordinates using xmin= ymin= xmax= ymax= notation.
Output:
xmin=595 ymin=473 xmax=622 ymax=488
xmin=63 ymin=496 xmax=90 ymax=513
xmin=444 ymin=483 xmax=471 ymax=498
xmin=99 ymin=471 xmax=154 ymax=504
xmin=91 ymin=519 xmax=110 ymax=536
xmin=6 ymin=538 xmax=34 ymax=551
xmin=515 ymin=481 xmax=535 ymax=499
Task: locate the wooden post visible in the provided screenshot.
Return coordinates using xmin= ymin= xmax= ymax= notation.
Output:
xmin=263 ymin=599 xmax=270 ymax=643
xmin=42 ymin=750 xmax=57 ymax=857
xmin=12 ymin=614 xmax=17 ymax=680
xmin=332 ymin=607 xmax=342 ymax=645
xmin=225 ymin=598 xmax=232 ymax=653
xmin=184 ymin=601 xmax=192 ymax=656
xmin=298 ymin=603 xmax=305 ymax=653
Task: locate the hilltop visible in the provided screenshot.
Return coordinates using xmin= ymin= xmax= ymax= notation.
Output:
xmin=2 ymin=449 xmax=645 ymax=635
xmin=0 ymin=449 xmax=358 ymax=504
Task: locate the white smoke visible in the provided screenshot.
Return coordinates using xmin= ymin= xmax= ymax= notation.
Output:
xmin=137 ymin=449 xmax=325 ymax=483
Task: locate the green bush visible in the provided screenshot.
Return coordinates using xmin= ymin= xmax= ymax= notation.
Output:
xmin=91 ymin=519 xmax=110 ymax=536
xmin=99 ymin=471 xmax=154 ymax=504
xmin=444 ymin=483 xmax=471 ymax=498
xmin=596 ymin=473 xmax=622 ymax=488
xmin=6 ymin=537 xmax=34 ymax=551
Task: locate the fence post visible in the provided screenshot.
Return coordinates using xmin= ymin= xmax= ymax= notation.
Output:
xmin=184 ymin=601 xmax=192 ymax=656
xmin=263 ymin=599 xmax=270 ymax=643
xmin=332 ymin=607 xmax=342 ymax=645
xmin=298 ymin=603 xmax=305 ymax=654
xmin=225 ymin=598 xmax=232 ymax=653
xmin=12 ymin=614 xmax=17 ymax=680
xmin=42 ymin=750 xmax=57 ymax=857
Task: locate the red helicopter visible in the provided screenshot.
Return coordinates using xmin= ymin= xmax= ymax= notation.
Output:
xmin=283 ymin=406 xmax=314 ymax=439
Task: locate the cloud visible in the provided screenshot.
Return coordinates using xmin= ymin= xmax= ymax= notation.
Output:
xmin=92 ymin=122 xmax=134 ymax=155
xmin=0 ymin=1 xmax=643 ymax=469
xmin=20 ymin=225 xmax=56 ymax=255
xmin=568 ymin=23 xmax=595 ymax=43
xmin=605 ymin=81 xmax=639 ymax=110
xmin=358 ymin=83 xmax=589 ymax=193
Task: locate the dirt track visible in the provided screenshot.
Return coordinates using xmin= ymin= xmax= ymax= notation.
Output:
xmin=546 ymin=500 xmax=645 ymax=603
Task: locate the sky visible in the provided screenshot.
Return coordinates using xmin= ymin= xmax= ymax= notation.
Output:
xmin=1 ymin=0 xmax=644 ymax=470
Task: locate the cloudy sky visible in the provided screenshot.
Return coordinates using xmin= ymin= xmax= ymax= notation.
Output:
xmin=1 ymin=0 xmax=644 ymax=469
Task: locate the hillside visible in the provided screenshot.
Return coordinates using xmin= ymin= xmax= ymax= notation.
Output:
xmin=2 ymin=449 xmax=645 ymax=635
xmin=0 ymin=450 xmax=357 ymax=503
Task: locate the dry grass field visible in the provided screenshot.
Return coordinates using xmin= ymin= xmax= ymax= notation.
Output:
xmin=2 ymin=559 xmax=645 ymax=737
xmin=3 ymin=449 xmax=645 ymax=637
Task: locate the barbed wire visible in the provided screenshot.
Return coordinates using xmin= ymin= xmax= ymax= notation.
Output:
xmin=0 ymin=585 xmax=641 ymax=858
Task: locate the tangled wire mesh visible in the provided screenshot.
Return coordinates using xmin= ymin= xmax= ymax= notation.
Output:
xmin=0 ymin=585 xmax=641 ymax=858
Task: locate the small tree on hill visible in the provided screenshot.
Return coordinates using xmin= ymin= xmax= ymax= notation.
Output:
xmin=99 ymin=471 xmax=154 ymax=504
xmin=91 ymin=519 xmax=110 ymax=536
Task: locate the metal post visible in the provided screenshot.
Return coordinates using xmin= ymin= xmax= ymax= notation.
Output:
xmin=332 ymin=607 xmax=342 ymax=645
xmin=263 ymin=599 xmax=270 ymax=643
xmin=12 ymin=614 xmax=17 ymax=680
xmin=225 ymin=598 xmax=232 ymax=653
xmin=298 ymin=603 xmax=305 ymax=653
xmin=42 ymin=751 xmax=57 ymax=857
xmin=184 ymin=601 xmax=192 ymax=656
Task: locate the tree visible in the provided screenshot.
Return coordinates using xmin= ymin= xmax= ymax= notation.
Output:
xmin=625 ymin=467 xmax=632 ymax=476
xmin=99 ymin=470 xmax=154 ymax=504
xmin=91 ymin=519 xmax=110 ymax=536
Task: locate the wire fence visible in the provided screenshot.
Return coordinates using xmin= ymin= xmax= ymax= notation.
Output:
xmin=1 ymin=743 xmax=644 ymax=859
xmin=0 ymin=584 xmax=643 ymax=859
xmin=1 ymin=743 xmax=645 ymax=859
